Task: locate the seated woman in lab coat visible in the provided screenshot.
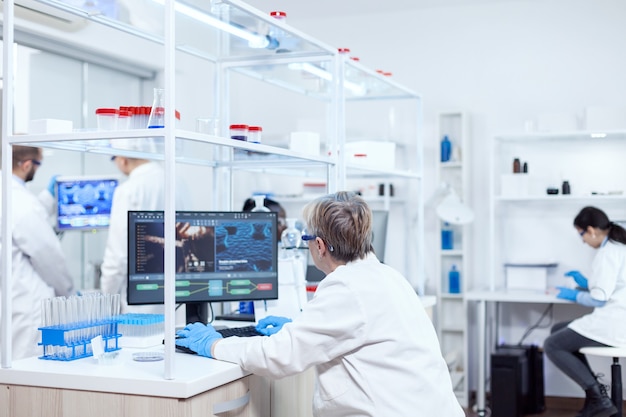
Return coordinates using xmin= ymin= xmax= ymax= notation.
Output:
xmin=176 ymin=191 xmax=464 ymax=417
xmin=544 ymin=206 xmax=626 ymax=417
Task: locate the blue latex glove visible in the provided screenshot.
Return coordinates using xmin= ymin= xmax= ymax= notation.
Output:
xmin=47 ymin=175 xmax=59 ymax=196
xmin=175 ymin=322 xmax=223 ymax=358
xmin=565 ymin=270 xmax=588 ymax=290
xmin=556 ymin=286 xmax=580 ymax=302
xmin=255 ymin=315 xmax=292 ymax=336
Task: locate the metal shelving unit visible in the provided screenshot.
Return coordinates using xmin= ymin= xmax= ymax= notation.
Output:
xmin=434 ymin=111 xmax=471 ymax=407
xmin=1 ymin=0 xmax=423 ymax=376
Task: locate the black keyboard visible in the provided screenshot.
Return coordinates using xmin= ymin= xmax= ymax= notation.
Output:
xmin=217 ymin=325 xmax=262 ymax=338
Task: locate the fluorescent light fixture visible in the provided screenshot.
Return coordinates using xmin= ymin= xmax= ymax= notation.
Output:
xmin=288 ymin=62 xmax=366 ymax=96
xmin=591 ymin=133 xmax=607 ymax=138
xmin=150 ymin=0 xmax=269 ymax=48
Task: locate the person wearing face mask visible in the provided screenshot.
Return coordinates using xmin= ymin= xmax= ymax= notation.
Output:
xmin=0 ymin=145 xmax=75 ymax=359
xmin=544 ymin=206 xmax=626 ymax=417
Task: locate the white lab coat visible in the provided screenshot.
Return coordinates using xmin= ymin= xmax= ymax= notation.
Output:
xmin=100 ymin=162 xmax=188 ymax=313
xmin=0 ymin=174 xmax=75 ymax=360
xmin=568 ymin=239 xmax=626 ymax=347
xmin=215 ymin=253 xmax=464 ymax=417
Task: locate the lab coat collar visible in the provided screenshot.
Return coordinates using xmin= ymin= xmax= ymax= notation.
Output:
xmin=12 ymin=174 xmax=26 ymax=186
xmin=601 ymin=236 xmax=609 ymax=247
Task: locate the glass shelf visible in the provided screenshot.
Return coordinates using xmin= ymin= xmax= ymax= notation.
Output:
xmin=32 ymin=0 xmax=419 ymax=103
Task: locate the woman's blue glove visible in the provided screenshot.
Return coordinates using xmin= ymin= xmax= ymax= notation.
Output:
xmin=565 ymin=270 xmax=588 ymax=290
xmin=556 ymin=286 xmax=580 ymax=302
xmin=255 ymin=315 xmax=292 ymax=336
xmin=175 ymin=322 xmax=223 ymax=357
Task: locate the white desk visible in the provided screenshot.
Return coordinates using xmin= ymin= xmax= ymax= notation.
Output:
xmin=465 ymin=289 xmax=572 ymax=416
xmin=0 ymin=347 xmax=269 ymax=417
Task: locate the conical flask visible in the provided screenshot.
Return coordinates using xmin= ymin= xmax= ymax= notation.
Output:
xmin=147 ymin=88 xmax=165 ymax=128
xmin=251 ymin=195 xmax=270 ymax=212
xmin=281 ymin=218 xmax=301 ymax=250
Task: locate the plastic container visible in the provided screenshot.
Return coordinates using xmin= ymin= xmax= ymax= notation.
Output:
xmin=230 ymin=124 xmax=249 ymax=141
xmin=95 ymin=108 xmax=118 ymax=130
xmin=269 ymin=10 xmax=287 ymax=20
xmin=441 ymin=223 xmax=453 ymax=250
xmin=441 ymin=135 xmax=451 ymax=162
xmin=117 ymin=109 xmax=132 ymax=130
xmin=248 ymin=126 xmax=262 ymax=144
xmin=449 ymin=265 xmax=460 ymax=294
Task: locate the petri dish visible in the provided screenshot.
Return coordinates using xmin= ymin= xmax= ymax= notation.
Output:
xmin=132 ymin=352 xmax=164 ymax=362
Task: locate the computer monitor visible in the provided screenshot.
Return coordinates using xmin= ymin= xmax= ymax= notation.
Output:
xmin=371 ymin=210 xmax=389 ymax=262
xmin=55 ymin=175 xmax=119 ymax=231
xmin=127 ymin=210 xmax=279 ymax=323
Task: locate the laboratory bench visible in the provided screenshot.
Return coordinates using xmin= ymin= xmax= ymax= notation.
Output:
xmin=0 ymin=347 xmax=269 ymax=417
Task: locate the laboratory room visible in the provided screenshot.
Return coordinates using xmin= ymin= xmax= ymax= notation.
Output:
xmin=1 ymin=0 xmax=626 ymax=417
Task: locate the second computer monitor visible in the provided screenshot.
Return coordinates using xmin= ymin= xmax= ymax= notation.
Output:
xmin=56 ymin=175 xmax=119 ymax=231
xmin=127 ymin=210 xmax=279 ymax=306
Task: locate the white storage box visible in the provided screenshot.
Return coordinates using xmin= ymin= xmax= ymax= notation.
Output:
xmin=505 ymin=263 xmax=557 ymax=291
xmin=345 ymin=141 xmax=396 ymax=170
xmin=29 ymin=118 xmax=73 ymax=134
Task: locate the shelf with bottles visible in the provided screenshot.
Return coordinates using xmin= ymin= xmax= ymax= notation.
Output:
xmin=493 ymin=131 xmax=626 ymax=201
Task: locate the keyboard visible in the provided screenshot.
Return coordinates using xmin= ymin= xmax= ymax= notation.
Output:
xmin=172 ymin=325 xmax=262 ymax=355
xmin=217 ymin=325 xmax=262 ymax=338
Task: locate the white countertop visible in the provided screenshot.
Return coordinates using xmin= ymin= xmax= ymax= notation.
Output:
xmin=0 ymin=347 xmax=248 ymax=398
xmin=465 ymin=288 xmax=571 ymax=303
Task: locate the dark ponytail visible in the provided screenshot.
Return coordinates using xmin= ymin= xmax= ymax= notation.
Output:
xmin=574 ymin=206 xmax=626 ymax=245
xmin=608 ymin=222 xmax=626 ymax=245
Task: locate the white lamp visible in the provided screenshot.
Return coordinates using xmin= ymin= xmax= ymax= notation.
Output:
xmin=430 ymin=183 xmax=474 ymax=225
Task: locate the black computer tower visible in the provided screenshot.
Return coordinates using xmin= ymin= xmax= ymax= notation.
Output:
xmin=490 ymin=345 xmax=545 ymax=417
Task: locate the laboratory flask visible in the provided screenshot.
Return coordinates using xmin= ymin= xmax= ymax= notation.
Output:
xmin=147 ymin=88 xmax=165 ymax=128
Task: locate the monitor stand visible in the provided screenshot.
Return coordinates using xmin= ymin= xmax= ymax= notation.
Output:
xmin=185 ymin=302 xmax=209 ymax=325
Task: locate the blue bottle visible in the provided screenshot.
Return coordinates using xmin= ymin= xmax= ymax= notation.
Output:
xmin=441 ymin=223 xmax=453 ymax=250
xmin=441 ymin=135 xmax=451 ymax=162
xmin=449 ymin=265 xmax=460 ymax=294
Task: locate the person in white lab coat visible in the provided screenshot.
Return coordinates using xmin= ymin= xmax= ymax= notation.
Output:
xmin=176 ymin=191 xmax=465 ymax=417
xmin=100 ymin=144 xmax=188 ymax=314
xmin=0 ymin=145 xmax=75 ymax=359
xmin=544 ymin=206 xmax=626 ymax=417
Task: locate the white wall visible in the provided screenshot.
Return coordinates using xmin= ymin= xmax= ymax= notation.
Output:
xmin=280 ymin=0 xmax=626 ymax=398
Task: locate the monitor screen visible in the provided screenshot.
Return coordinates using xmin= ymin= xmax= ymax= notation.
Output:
xmin=127 ymin=210 xmax=279 ymax=306
xmin=56 ymin=175 xmax=119 ymax=231
xmin=371 ymin=210 xmax=389 ymax=262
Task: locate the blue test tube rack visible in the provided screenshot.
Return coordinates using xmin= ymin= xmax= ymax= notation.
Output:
xmin=38 ymin=318 xmax=121 ymax=361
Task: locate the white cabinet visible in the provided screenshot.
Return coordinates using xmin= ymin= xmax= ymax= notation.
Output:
xmin=1 ymin=0 xmax=423 ymax=371
xmin=434 ymin=111 xmax=470 ymax=407
xmin=488 ymin=131 xmax=626 ymax=291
